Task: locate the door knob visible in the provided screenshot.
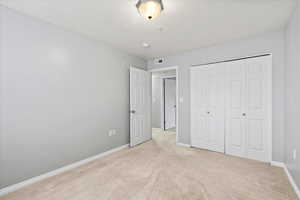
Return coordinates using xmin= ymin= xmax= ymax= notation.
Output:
xmin=130 ymin=110 xmax=136 ymax=114
xmin=242 ymin=113 xmax=246 ymax=116
xmin=207 ymin=111 xmax=210 ymax=114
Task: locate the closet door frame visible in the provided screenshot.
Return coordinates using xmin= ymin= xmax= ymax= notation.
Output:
xmin=264 ymin=55 xmax=273 ymax=163
xmin=268 ymin=55 xmax=273 ymax=163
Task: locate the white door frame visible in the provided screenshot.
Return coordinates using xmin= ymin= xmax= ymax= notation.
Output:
xmin=149 ymin=66 xmax=179 ymax=143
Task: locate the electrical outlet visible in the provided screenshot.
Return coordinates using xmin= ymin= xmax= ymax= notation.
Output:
xmin=293 ymin=149 xmax=297 ymax=161
xmin=108 ymin=130 xmax=113 ymax=137
xmin=108 ymin=129 xmax=117 ymax=136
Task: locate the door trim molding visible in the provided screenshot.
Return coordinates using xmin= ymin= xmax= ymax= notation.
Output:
xmin=267 ymin=55 xmax=273 ymax=163
xmin=149 ymin=66 xmax=179 ymax=143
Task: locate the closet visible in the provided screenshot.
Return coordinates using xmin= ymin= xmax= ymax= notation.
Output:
xmin=191 ymin=55 xmax=272 ymax=162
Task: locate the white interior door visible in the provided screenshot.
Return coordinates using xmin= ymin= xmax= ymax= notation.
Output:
xmin=191 ymin=64 xmax=225 ymax=153
xmin=164 ymin=78 xmax=176 ymax=130
xmin=130 ymin=67 xmax=151 ymax=147
xmin=226 ymin=56 xmax=271 ymax=162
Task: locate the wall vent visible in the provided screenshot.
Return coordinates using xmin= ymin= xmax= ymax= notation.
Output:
xmin=154 ymin=58 xmax=164 ymax=65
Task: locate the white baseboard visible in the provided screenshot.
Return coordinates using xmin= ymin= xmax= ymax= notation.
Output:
xmin=0 ymin=144 xmax=129 ymax=197
xmin=176 ymin=143 xmax=191 ymax=148
xmin=283 ymin=164 xmax=300 ymax=199
xmin=270 ymin=161 xmax=285 ymax=168
xmin=271 ymin=161 xmax=300 ymax=199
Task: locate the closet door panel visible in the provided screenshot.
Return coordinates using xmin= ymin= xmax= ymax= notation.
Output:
xmin=230 ymin=118 xmax=244 ymax=147
xmin=247 ymin=119 xmax=264 ymax=151
xmin=207 ymin=69 xmax=217 ymax=147
xmin=225 ymin=61 xmax=246 ymax=157
xmin=191 ymin=68 xmax=209 ymax=149
xmin=191 ymin=65 xmax=225 ymax=153
xmin=207 ymin=65 xmax=225 ymax=152
xmin=244 ymin=57 xmax=269 ymax=162
xmin=225 ymin=56 xmax=271 ymax=162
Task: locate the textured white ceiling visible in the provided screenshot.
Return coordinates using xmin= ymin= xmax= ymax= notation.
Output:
xmin=0 ymin=0 xmax=297 ymax=58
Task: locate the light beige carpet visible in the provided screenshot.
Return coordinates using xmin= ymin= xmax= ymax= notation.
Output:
xmin=0 ymin=128 xmax=297 ymax=200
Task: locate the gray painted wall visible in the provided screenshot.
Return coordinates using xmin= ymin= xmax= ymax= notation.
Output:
xmin=285 ymin=0 xmax=300 ymax=188
xmin=152 ymin=76 xmax=162 ymax=128
xmin=147 ymin=31 xmax=286 ymax=162
xmin=0 ymin=6 xmax=146 ymax=189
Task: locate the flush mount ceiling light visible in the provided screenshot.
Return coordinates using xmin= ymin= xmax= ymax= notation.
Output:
xmin=142 ymin=42 xmax=151 ymax=48
xmin=136 ymin=0 xmax=164 ymax=20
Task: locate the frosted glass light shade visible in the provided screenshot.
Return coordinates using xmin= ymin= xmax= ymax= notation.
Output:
xmin=136 ymin=0 xmax=164 ymax=20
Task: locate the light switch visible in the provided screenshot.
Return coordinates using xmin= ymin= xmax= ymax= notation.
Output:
xmin=293 ymin=149 xmax=297 ymax=161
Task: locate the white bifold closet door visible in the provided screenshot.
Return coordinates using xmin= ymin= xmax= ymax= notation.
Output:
xmin=191 ymin=55 xmax=271 ymax=162
xmin=191 ymin=64 xmax=225 ymax=153
xmin=225 ymin=56 xmax=271 ymax=162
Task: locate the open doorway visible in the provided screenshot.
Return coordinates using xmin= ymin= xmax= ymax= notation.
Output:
xmin=163 ymin=77 xmax=176 ymax=131
xmin=151 ymin=68 xmax=178 ymax=143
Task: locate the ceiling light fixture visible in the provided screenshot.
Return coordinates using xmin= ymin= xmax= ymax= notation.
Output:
xmin=136 ymin=0 xmax=164 ymax=20
xmin=142 ymin=42 xmax=151 ymax=48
